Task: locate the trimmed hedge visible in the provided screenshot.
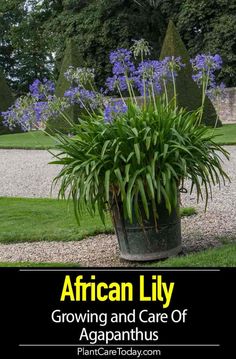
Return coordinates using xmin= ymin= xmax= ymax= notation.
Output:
xmin=160 ymin=20 xmax=221 ymax=127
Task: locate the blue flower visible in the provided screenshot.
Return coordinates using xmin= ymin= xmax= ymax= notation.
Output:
xmin=134 ymin=60 xmax=162 ymax=95
xmin=191 ymin=54 xmax=223 ymax=87
xmin=104 ymin=100 xmax=128 ymax=122
xmin=108 ymin=48 xmax=135 ymax=92
xmin=64 ymin=87 xmax=103 ymax=110
xmin=1 ymin=94 xmax=64 ymax=132
xmin=105 ymin=75 xmax=128 ymax=92
xmin=109 ymin=48 xmax=132 ymax=65
xmin=64 ymin=87 xmax=81 ymax=102
xmin=110 ymin=49 xmax=135 ymax=76
xmin=29 ymin=78 xmax=55 ymax=100
xmin=213 ymin=54 xmax=223 ymax=69
xmin=133 ymin=57 xmax=184 ymax=96
xmin=191 ymin=54 xmax=222 ymax=72
xmin=33 ymin=101 xmax=50 ymax=123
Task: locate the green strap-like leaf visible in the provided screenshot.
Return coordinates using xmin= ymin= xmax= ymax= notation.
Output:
xmin=125 ymin=164 xmax=131 ymax=183
xmin=131 ymin=127 xmax=138 ymax=137
xmin=126 ymin=169 xmax=144 ymax=222
xmin=137 ymin=178 xmax=149 ymax=219
xmin=101 ymin=140 xmax=110 ymax=159
xmin=114 ymin=168 xmax=126 ymax=201
xmin=146 ymin=173 xmax=155 ymax=199
xmin=105 ymin=170 xmax=110 ymax=202
xmin=163 ymin=143 xmax=169 ymax=159
xmin=146 ymin=136 xmax=151 ymax=150
xmin=160 ymin=185 xmax=171 ymax=214
xmin=134 ymin=143 xmax=141 ymax=165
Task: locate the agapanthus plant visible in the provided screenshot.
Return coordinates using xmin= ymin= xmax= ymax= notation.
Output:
xmin=1 ymin=40 xmax=229 ymax=227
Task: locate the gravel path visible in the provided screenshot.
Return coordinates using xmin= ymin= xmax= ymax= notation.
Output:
xmin=0 ymin=147 xmax=235 ymax=266
xmin=0 ymin=149 xmax=60 ymax=198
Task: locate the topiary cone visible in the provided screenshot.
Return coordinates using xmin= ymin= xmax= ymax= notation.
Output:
xmin=46 ymin=38 xmax=84 ymax=134
xmin=160 ymin=20 xmax=221 ymax=127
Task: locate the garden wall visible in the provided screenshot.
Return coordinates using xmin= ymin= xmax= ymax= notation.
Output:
xmin=213 ymin=87 xmax=236 ymax=124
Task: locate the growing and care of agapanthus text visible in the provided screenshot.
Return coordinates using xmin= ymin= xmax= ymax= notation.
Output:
xmin=51 ymin=306 xmax=188 ymax=344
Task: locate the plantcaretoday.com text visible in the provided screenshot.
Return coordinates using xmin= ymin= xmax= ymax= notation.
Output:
xmin=77 ymin=346 xmax=161 ymax=357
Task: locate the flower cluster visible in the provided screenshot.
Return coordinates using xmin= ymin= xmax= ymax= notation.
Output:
xmin=131 ymin=39 xmax=151 ymax=59
xmin=134 ymin=60 xmax=162 ymax=95
xmin=207 ymin=82 xmax=226 ymax=100
xmin=105 ymin=48 xmax=136 ymax=94
xmin=63 ymin=67 xmax=106 ymax=112
xmin=2 ymin=82 xmax=69 ymax=131
xmin=2 ymin=96 xmax=49 ymax=131
xmin=109 ymin=48 xmax=135 ymax=74
xmin=64 ymin=66 xmax=95 ymax=87
xmin=191 ymin=54 xmax=222 ymax=72
xmin=104 ymin=100 xmax=128 ymax=123
xmin=2 ymin=78 xmax=58 ymax=131
xmin=64 ymin=87 xmax=103 ymax=110
xmin=106 ymin=75 xmax=128 ymax=92
xmin=163 ymin=56 xmax=185 ymax=75
xmin=191 ymin=54 xmax=223 ymax=86
xmin=29 ymin=78 xmax=55 ymax=100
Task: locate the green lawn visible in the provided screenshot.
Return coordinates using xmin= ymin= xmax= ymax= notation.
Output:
xmin=0 ymin=197 xmax=113 ymax=243
xmin=150 ymin=243 xmax=236 ymax=267
xmin=0 ymin=124 xmax=235 ymax=149
xmin=0 ymin=197 xmax=196 ymax=244
xmin=0 ymin=131 xmax=55 ymax=149
xmin=210 ymin=124 xmax=236 ymax=145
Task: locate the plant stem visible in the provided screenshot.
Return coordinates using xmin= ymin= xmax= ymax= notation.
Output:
xmin=212 ymin=94 xmax=220 ymax=133
xmin=150 ymin=82 xmax=157 ymax=112
xmin=141 ymin=51 xmax=147 ymax=109
xmin=199 ymin=69 xmax=210 ymax=125
xmin=127 ymin=78 xmax=136 ymax=105
xmin=122 ymin=61 xmax=135 ymax=105
xmin=117 ymin=85 xmax=126 ymax=105
xmin=171 ymin=68 xmax=177 ymax=110
xmin=130 ymin=82 xmax=138 ymax=105
xmin=59 ymin=110 xmax=76 ymax=127
xmin=163 ymin=79 xmax=169 ymax=106
xmin=88 ymin=80 xmax=97 ymax=93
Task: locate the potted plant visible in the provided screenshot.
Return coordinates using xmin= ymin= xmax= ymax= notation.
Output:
xmin=51 ymin=43 xmax=229 ymax=261
xmin=2 ymin=41 xmax=229 ymax=261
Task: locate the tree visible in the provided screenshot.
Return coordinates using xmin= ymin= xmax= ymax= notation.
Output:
xmin=0 ymin=0 xmax=24 ymax=91
xmin=43 ymin=0 xmax=167 ymax=88
xmin=160 ymin=20 xmax=220 ymax=126
xmin=0 ymin=0 xmax=54 ymax=95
